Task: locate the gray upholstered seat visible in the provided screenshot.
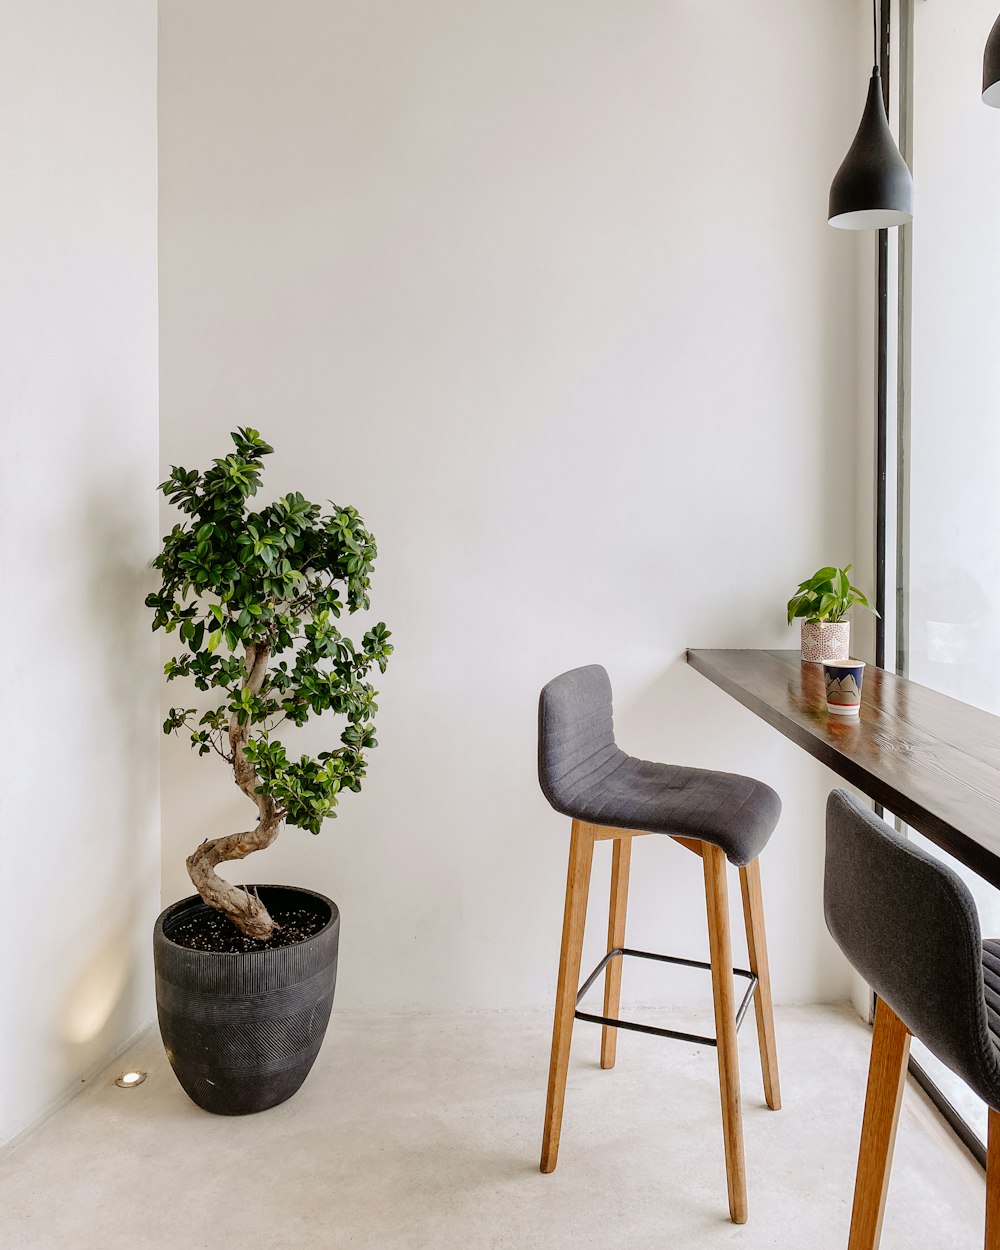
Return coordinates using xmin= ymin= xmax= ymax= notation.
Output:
xmin=825 ymin=788 xmax=1000 ymax=1112
xmin=538 ymin=664 xmax=781 ymax=867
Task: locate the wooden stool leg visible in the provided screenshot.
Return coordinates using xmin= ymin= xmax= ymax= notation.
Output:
xmin=704 ymin=843 xmax=748 ymax=1225
xmin=847 ymin=997 xmax=911 ymax=1250
xmin=540 ymin=819 xmax=595 ymax=1173
xmin=986 ymin=1108 xmax=1000 ymax=1250
xmin=601 ymin=835 xmax=632 ymax=1069
xmin=739 ymin=857 xmax=781 ymax=1110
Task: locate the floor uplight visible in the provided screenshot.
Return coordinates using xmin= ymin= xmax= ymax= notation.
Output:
xmin=114 ymin=1071 xmax=147 ymax=1089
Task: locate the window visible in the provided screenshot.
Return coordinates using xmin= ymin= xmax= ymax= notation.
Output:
xmin=892 ymin=0 xmax=1000 ymax=1153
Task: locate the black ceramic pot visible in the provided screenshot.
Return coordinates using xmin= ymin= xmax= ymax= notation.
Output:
xmin=153 ymin=885 xmax=339 ymax=1115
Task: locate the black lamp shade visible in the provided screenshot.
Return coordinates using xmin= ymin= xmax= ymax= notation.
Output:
xmin=829 ymin=69 xmax=913 ymax=230
xmin=984 ymin=15 xmax=1000 ymax=107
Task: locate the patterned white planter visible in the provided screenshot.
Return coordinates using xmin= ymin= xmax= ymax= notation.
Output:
xmin=800 ymin=620 xmax=850 ymax=665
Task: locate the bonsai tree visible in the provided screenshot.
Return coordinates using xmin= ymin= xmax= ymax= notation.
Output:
xmin=786 ymin=564 xmax=878 ymax=626
xmin=146 ymin=429 xmax=392 ymax=940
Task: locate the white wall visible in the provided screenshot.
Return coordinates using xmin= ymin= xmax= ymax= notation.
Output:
xmin=158 ymin=0 xmax=866 ymax=1012
xmin=0 ymin=2 xmax=160 ymax=1144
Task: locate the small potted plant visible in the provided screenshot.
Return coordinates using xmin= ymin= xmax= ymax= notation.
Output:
xmin=145 ymin=429 xmax=392 ymax=1115
xmin=787 ymin=564 xmax=877 ymax=664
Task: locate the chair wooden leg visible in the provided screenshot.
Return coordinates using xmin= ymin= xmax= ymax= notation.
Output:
xmin=601 ymin=835 xmax=632 ymax=1070
xmin=703 ymin=842 xmax=748 ymax=1225
xmin=540 ymin=819 xmax=595 ymax=1174
xmin=986 ymin=1108 xmax=1000 ymax=1250
xmin=739 ymin=857 xmax=781 ymax=1111
xmin=847 ymin=997 xmax=911 ymax=1250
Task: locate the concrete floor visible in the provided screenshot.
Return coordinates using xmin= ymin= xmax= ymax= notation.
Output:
xmin=0 ymin=1005 xmax=986 ymax=1249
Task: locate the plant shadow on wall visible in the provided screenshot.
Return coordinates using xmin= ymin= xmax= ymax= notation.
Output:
xmin=61 ymin=492 xmax=159 ymax=1065
xmin=145 ymin=429 xmax=392 ymax=1115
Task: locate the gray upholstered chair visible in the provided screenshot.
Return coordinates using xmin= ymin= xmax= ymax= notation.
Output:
xmin=537 ymin=664 xmax=783 ymax=1225
xmin=825 ymin=788 xmax=1000 ymax=1250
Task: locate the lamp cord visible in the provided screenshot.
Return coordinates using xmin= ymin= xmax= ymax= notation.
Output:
xmin=873 ymin=0 xmax=879 ymax=71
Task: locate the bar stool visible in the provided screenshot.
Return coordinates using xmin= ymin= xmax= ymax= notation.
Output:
xmin=825 ymin=789 xmax=1000 ymax=1250
xmin=537 ymin=664 xmax=783 ymax=1224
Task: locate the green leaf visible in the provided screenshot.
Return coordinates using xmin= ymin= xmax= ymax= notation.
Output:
xmin=148 ymin=429 xmax=391 ymax=836
xmin=836 ymin=568 xmax=849 ymax=600
xmin=789 ymin=563 xmax=876 ymax=625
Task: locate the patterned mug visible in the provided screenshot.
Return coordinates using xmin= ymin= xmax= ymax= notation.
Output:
xmin=822 ymin=658 xmax=866 ymax=717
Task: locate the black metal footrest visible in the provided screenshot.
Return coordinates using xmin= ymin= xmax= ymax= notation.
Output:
xmin=574 ymin=947 xmax=758 ymax=1048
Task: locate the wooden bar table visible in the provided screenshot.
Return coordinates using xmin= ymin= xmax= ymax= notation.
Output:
xmin=686 ymin=649 xmax=1000 ymax=890
xmin=687 ymin=647 xmax=1000 ymax=1166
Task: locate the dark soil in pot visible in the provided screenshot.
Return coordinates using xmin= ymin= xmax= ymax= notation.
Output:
xmin=169 ymin=903 xmax=327 ymax=953
xmin=154 ymin=884 xmax=339 ymax=1116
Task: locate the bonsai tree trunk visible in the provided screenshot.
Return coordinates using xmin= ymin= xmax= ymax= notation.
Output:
xmin=186 ymin=643 xmax=283 ymax=940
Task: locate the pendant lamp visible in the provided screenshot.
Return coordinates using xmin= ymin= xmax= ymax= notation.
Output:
xmin=828 ymin=0 xmax=913 ymax=229
xmin=984 ymin=14 xmax=1000 ymax=107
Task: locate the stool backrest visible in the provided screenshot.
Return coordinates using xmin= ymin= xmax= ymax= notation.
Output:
xmin=825 ymin=789 xmax=1000 ymax=1102
xmin=538 ymin=665 xmax=623 ymax=817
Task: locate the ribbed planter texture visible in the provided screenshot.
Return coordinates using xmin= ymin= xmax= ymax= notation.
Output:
xmin=154 ymin=885 xmax=339 ymax=1115
xmin=800 ymin=620 xmax=851 ymax=665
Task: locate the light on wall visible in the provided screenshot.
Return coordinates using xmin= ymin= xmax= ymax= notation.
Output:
xmin=828 ymin=0 xmax=913 ymax=229
xmin=984 ymin=15 xmax=1000 ymax=106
